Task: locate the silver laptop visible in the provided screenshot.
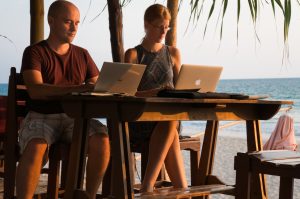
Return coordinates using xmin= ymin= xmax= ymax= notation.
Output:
xmin=79 ymin=62 xmax=146 ymax=96
xmin=175 ymin=64 xmax=223 ymax=92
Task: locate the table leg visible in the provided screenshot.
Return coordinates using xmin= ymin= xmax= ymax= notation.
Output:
xmin=107 ymin=118 xmax=129 ymax=199
xmin=64 ymin=118 xmax=89 ymax=199
xmin=122 ymin=122 xmax=134 ymax=199
xmin=246 ymin=120 xmax=268 ymax=199
xmin=198 ymin=120 xmax=219 ymax=185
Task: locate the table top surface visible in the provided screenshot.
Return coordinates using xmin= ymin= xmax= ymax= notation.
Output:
xmin=61 ymin=94 xmax=294 ymax=105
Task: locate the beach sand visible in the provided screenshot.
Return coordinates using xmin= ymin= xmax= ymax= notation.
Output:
xmin=0 ymin=135 xmax=299 ymax=198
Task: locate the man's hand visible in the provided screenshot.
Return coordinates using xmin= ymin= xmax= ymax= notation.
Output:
xmin=23 ymin=69 xmax=98 ymax=99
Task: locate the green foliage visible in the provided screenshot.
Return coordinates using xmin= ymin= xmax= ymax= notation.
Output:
xmin=188 ymin=0 xmax=295 ymax=45
xmin=120 ymin=0 xmax=132 ymax=7
xmin=84 ymin=0 xmax=132 ymax=23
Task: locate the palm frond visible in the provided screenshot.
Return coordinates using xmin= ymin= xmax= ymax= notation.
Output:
xmin=271 ymin=0 xmax=276 ymax=16
xmin=237 ymin=0 xmax=241 ymax=45
xmin=90 ymin=4 xmax=107 ymax=23
xmin=248 ymin=0 xmax=260 ymax=24
xmin=82 ymin=0 xmax=92 ymax=24
xmin=275 ymin=0 xmax=284 ymax=12
xmin=120 ymin=0 xmax=133 ymax=7
xmin=219 ymin=0 xmax=228 ymax=40
xmin=203 ymin=0 xmax=216 ymax=38
xmin=87 ymin=0 xmax=129 ymax=23
xmin=283 ymin=0 xmax=291 ymax=43
xmin=189 ymin=0 xmax=202 ymax=23
xmin=178 ymin=0 xmax=184 ymax=11
xmin=0 ymin=34 xmax=17 ymax=52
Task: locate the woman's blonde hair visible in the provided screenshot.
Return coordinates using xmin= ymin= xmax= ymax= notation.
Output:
xmin=144 ymin=4 xmax=171 ymax=23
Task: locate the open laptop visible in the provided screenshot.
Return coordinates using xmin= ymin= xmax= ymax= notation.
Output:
xmin=77 ymin=62 xmax=146 ymax=96
xmin=175 ymin=64 xmax=223 ymax=92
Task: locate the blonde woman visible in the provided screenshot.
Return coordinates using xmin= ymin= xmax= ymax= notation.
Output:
xmin=125 ymin=4 xmax=187 ymax=193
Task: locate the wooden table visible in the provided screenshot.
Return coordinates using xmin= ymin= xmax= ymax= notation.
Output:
xmin=60 ymin=95 xmax=293 ymax=199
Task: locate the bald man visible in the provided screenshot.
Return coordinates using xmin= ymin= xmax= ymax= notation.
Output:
xmin=17 ymin=1 xmax=110 ymax=198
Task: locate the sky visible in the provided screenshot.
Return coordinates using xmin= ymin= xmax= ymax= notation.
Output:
xmin=1 ymin=0 xmax=300 ymax=83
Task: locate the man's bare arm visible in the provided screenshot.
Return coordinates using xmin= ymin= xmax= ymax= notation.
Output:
xmin=23 ymin=70 xmax=97 ymax=99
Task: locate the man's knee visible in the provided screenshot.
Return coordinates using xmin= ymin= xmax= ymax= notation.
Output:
xmin=25 ymin=138 xmax=47 ymax=151
xmin=21 ymin=138 xmax=48 ymax=162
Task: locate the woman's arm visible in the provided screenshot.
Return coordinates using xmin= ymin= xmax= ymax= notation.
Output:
xmin=168 ymin=46 xmax=182 ymax=84
xmin=124 ymin=48 xmax=138 ymax=64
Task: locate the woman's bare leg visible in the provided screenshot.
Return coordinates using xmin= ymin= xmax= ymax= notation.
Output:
xmin=141 ymin=121 xmax=186 ymax=192
xmin=164 ymin=132 xmax=187 ymax=188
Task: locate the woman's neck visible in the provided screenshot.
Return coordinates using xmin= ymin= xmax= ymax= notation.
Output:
xmin=141 ymin=38 xmax=163 ymax=53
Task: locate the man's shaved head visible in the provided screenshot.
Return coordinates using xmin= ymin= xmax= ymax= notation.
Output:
xmin=47 ymin=0 xmax=80 ymax=45
xmin=48 ymin=0 xmax=79 ymax=19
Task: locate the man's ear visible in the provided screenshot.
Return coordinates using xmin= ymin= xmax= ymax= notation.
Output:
xmin=48 ymin=16 xmax=54 ymax=26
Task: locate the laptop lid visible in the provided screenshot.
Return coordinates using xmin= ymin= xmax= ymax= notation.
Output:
xmin=175 ymin=64 xmax=223 ymax=92
xmin=94 ymin=62 xmax=146 ymax=96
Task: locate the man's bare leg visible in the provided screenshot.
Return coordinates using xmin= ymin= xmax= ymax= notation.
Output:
xmin=86 ymin=134 xmax=110 ymax=199
xmin=16 ymin=138 xmax=47 ymax=199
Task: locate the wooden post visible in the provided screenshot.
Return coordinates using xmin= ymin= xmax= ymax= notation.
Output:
xmin=107 ymin=0 xmax=125 ymax=62
xmin=166 ymin=0 xmax=179 ymax=47
xmin=30 ymin=0 xmax=44 ymax=45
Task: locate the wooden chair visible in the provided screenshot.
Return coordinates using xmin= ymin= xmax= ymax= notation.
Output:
xmin=4 ymin=67 xmax=70 ymax=199
xmin=0 ymin=96 xmax=8 ymax=177
xmin=235 ymin=150 xmax=300 ymax=199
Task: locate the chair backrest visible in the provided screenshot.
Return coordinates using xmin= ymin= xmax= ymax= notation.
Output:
xmin=6 ymin=66 xmax=29 ymax=151
xmin=4 ymin=67 xmax=30 ymax=198
xmin=0 ymin=96 xmax=8 ymax=134
xmin=0 ymin=96 xmax=8 ymax=174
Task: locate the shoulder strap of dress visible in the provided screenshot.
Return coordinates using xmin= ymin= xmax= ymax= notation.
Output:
xmin=134 ymin=45 xmax=144 ymax=64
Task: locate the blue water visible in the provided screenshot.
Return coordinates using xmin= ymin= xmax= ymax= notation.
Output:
xmin=183 ymin=78 xmax=300 ymax=138
xmin=1 ymin=78 xmax=299 ymax=137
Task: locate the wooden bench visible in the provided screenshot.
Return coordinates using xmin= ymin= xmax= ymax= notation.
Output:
xmin=235 ymin=150 xmax=300 ymax=199
xmin=134 ymin=184 xmax=234 ymax=199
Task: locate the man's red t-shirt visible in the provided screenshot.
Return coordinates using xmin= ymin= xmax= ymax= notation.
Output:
xmin=21 ymin=40 xmax=99 ymax=113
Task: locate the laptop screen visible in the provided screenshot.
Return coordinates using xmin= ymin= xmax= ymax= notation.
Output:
xmin=94 ymin=62 xmax=146 ymax=95
xmin=175 ymin=64 xmax=223 ymax=92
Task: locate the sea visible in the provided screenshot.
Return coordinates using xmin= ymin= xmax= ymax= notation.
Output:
xmin=0 ymin=78 xmax=299 ymax=139
xmin=182 ymin=78 xmax=300 ymax=139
